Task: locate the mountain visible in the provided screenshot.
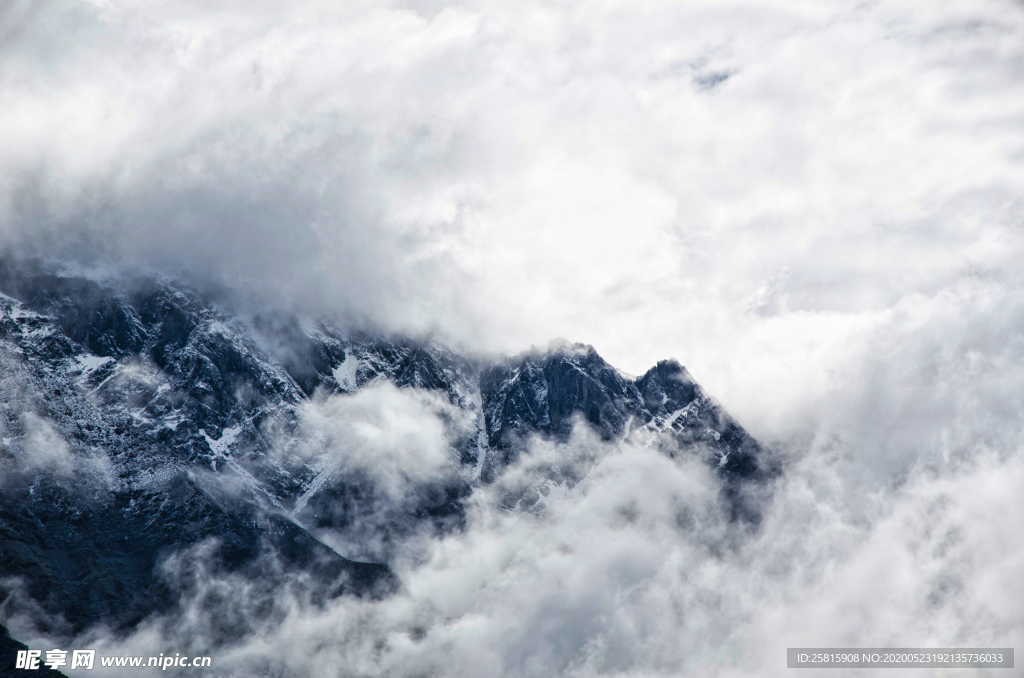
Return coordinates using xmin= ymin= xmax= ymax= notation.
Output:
xmin=0 ymin=624 xmax=67 ymax=677
xmin=0 ymin=259 xmax=774 ymax=644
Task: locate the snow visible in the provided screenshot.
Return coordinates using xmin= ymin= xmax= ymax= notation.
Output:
xmin=157 ymin=411 xmax=185 ymax=431
xmin=202 ymin=425 xmax=242 ymax=456
xmin=88 ymin=366 xmax=122 ymax=394
xmin=474 ymin=419 xmax=489 ymax=479
xmin=0 ymin=295 xmax=49 ymax=329
xmin=74 ymin=354 xmax=114 ymax=374
xmin=222 ymin=458 xmax=288 ymax=512
xmin=133 ymin=464 xmax=182 ymax=491
xmin=205 ymin=320 xmax=233 ymax=336
xmin=6 ymin=306 xmax=44 ymax=322
xmin=332 ymin=353 xmax=360 ymax=391
xmin=466 ymin=387 xmax=489 ymax=479
xmin=292 ymin=466 xmax=334 ymax=517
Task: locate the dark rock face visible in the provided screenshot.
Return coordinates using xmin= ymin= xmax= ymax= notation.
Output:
xmin=1 ymin=624 xmax=67 ymax=677
xmin=479 ymin=346 xmax=769 ymax=491
xmin=637 ymin=359 xmax=699 ymax=416
xmin=0 ymin=470 xmax=394 ymax=637
xmin=481 ymin=345 xmax=641 ymax=451
xmin=0 ymin=259 xmax=773 ymax=641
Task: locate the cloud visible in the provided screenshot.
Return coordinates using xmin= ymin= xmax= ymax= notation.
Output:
xmin=2 ymin=0 xmax=1024 ymax=675
xmin=286 ymin=382 xmax=469 ymax=501
xmin=57 ymin=422 xmax=1023 ymax=677
xmin=4 ymin=412 xmax=115 ymax=487
xmin=2 ymin=0 xmax=1021 ymax=395
xmin=0 ymin=347 xmax=115 ymax=488
xmin=8 ymin=412 xmax=78 ymax=477
xmin=275 ymin=381 xmax=472 ymax=561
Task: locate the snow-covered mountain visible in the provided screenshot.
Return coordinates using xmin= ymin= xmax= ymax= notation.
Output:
xmin=0 ymin=259 xmax=773 ymax=639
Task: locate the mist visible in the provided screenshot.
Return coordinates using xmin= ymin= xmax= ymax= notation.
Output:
xmin=2 ymin=0 xmax=1024 ymax=675
xmin=40 ymin=415 xmax=1021 ymax=677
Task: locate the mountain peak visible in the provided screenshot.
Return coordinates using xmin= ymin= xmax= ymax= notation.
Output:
xmin=643 ymin=358 xmax=690 ymax=378
xmin=0 ymin=262 xmax=772 ymax=637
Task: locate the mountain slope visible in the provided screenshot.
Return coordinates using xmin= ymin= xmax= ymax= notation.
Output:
xmin=0 ymin=259 xmax=774 ymax=639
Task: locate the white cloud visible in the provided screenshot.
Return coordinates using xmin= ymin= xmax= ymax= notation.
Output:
xmin=3 ymin=0 xmax=1024 ymax=674
xmin=278 ymin=381 xmax=471 ymax=560
xmin=287 ymin=381 xmax=467 ymax=501
xmin=3 ymin=1 xmax=1020 ymax=408
xmin=15 ymin=412 xmax=77 ymax=477
xmin=0 ymin=412 xmax=114 ymax=488
xmin=72 ymin=423 xmax=1023 ymax=677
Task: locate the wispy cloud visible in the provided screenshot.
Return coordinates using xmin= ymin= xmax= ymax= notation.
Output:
xmin=2 ymin=1 xmax=1023 ymax=674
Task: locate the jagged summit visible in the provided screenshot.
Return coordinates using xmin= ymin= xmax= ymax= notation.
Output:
xmin=637 ymin=359 xmax=697 ymax=413
xmin=0 ymin=260 xmax=773 ymax=638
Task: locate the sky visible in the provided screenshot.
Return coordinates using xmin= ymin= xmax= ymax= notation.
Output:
xmin=3 ymin=1 xmax=1024 ymax=675
xmin=3 ymin=1 xmax=1022 ymax=427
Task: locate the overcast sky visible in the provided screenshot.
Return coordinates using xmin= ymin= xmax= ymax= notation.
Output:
xmin=4 ymin=2 xmax=1024 ymax=675
xmin=3 ymin=0 xmax=1021 ymax=413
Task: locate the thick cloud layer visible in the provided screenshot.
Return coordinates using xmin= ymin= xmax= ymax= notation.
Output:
xmin=56 ymin=421 xmax=1023 ymax=677
xmin=3 ymin=0 xmax=1024 ymax=676
xmin=3 ymin=0 xmax=1022 ymax=430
